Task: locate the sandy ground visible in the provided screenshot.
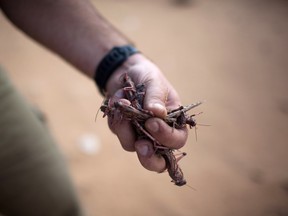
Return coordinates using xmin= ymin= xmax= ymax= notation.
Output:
xmin=1 ymin=0 xmax=288 ymax=215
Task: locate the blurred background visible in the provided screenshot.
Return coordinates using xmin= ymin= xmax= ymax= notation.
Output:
xmin=1 ymin=0 xmax=288 ymax=215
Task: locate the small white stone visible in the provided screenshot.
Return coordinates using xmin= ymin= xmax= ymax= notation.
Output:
xmin=78 ymin=134 xmax=101 ymax=155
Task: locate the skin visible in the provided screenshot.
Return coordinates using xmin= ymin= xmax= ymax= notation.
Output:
xmin=0 ymin=0 xmax=188 ymax=172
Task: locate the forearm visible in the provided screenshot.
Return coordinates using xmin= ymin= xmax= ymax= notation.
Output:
xmin=0 ymin=0 xmax=131 ymax=78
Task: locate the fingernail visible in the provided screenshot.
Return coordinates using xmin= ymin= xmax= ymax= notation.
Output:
xmin=150 ymin=103 xmax=165 ymax=112
xmin=149 ymin=103 xmax=166 ymax=118
xmin=146 ymin=121 xmax=159 ymax=133
xmin=137 ymin=144 xmax=149 ymax=156
xmin=114 ymin=89 xmax=124 ymax=98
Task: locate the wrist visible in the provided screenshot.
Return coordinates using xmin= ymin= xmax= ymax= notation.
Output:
xmin=94 ymin=45 xmax=139 ymax=95
xmin=105 ymin=53 xmax=147 ymax=97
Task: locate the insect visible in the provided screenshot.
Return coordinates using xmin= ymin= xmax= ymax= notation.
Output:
xmin=158 ymin=149 xmax=187 ymax=186
xmin=100 ymin=73 xmax=203 ymax=186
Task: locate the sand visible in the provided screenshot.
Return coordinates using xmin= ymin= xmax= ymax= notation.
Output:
xmin=1 ymin=0 xmax=288 ymax=215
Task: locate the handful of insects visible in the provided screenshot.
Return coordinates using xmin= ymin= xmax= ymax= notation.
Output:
xmin=100 ymin=74 xmax=203 ymax=186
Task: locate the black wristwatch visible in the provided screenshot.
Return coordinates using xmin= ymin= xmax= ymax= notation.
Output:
xmin=94 ymin=45 xmax=139 ymax=95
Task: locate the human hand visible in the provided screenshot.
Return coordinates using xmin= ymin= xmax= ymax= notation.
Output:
xmin=105 ymin=53 xmax=188 ymax=172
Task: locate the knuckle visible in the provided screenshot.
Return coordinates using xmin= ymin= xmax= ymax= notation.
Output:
xmin=121 ymin=143 xmax=135 ymax=152
xmin=158 ymin=127 xmax=187 ymax=149
xmin=139 ymin=157 xmax=165 ymax=173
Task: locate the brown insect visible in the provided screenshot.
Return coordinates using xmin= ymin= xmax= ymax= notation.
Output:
xmin=158 ymin=149 xmax=187 ymax=186
xmin=100 ymin=73 xmax=202 ymax=186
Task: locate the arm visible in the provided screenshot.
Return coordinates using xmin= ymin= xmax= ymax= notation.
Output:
xmin=0 ymin=0 xmax=129 ymax=77
xmin=0 ymin=0 xmax=188 ymax=172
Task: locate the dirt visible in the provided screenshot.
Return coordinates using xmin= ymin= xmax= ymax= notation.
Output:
xmin=1 ymin=0 xmax=288 ymax=215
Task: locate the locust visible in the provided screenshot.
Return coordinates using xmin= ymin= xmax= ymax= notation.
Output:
xmin=100 ymin=73 xmax=203 ymax=186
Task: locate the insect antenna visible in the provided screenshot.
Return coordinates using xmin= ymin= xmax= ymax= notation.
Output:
xmin=95 ymin=99 xmax=108 ymax=122
xmin=94 ymin=107 xmax=101 ymax=122
xmin=185 ymin=184 xmax=197 ymax=191
xmin=193 ymin=111 xmax=203 ymax=117
xmin=197 ymin=123 xmax=211 ymax=127
xmin=194 ymin=126 xmax=198 ymax=142
xmin=194 ymin=122 xmax=211 ymax=141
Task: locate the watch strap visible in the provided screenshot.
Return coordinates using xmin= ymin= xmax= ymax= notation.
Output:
xmin=94 ymin=45 xmax=139 ymax=95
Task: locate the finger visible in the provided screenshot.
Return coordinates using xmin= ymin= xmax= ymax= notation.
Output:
xmin=135 ymin=140 xmax=166 ymax=172
xmin=109 ymin=117 xmax=136 ymax=152
xmin=106 ymin=89 xmax=135 ymax=151
xmin=127 ymin=64 xmax=168 ymax=118
xmin=145 ymin=118 xmax=188 ymax=149
xmin=144 ymin=78 xmax=182 ymax=118
xmin=144 ymin=78 xmax=168 ymax=118
xmin=165 ymin=85 xmax=182 ymax=110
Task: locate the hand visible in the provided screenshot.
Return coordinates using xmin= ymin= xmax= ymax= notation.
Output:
xmin=105 ymin=54 xmax=188 ymax=172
